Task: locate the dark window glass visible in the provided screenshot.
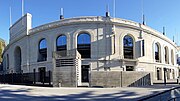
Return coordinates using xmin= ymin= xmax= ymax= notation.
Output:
xmin=56 ymin=35 xmax=67 ymax=51
xmin=39 ymin=39 xmax=47 ymax=49
xmin=123 ymin=35 xmax=133 ymax=59
xmin=155 ymin=43 xmax=160 ymax=62
xmin=77 ymin=33 xmax=91 ymax=58
xmin=142 ymin=40 xmax=145 ymax=56
xmin=38 ymin=39 xmax=47 ymax=62
xmin=177 ymin=57 xmax=180 ymax=65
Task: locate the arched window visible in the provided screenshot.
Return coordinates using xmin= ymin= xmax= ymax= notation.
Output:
xmin=56 ymin=35 xmax=67 ymax=51
xmin=38 ymin=38 xmax=47 ymax=62
xmin=77 ymin=33 xmax=91 ymax=58
xmin=171 ymin=49 xmax=174 ymax=65
xmin=7 ymin=54 xmax=9 ymax=69
xmin=155 ymin=43 xmax=160 ymax=62
xmin=14 ymin=46 xmax=21 ymax=73
xmin=164 ymin=46 xmax=169 ymax=64
xmin=123 ymin=35 xmax=133 ymax=59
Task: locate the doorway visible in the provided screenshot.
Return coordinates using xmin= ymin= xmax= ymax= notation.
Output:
xmin=157 ymin=67 xmax=162 ymax=80
xmin=81 ymin=65 xmax=89 ymax=82
xmin=39 ymin=67 xmax=46 ymax=83
xmin=157 ymin=69 xmax=160 ymax=80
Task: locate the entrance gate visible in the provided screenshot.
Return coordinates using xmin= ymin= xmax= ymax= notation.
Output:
xmin=81 ymin=65 xmax=89 ymax=82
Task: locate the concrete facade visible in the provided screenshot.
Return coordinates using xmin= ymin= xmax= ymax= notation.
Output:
xmin=2 ymin=13 xmax=179 ymax=86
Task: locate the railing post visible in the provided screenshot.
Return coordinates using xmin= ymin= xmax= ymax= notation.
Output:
xmin=49 ymin=70 xmax=51 ymax=86
xmin=43 ymin=71 xmax=45 ymax=85
xmin=21 ymin=72 xmax=23 ymax=84
xmin=33 ymin=69 xmax=36 ymax=84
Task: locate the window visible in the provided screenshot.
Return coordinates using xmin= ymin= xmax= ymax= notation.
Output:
xmin=123 ymin=35 xmax=133 ymax=59
xmin=155 ymin=43 xmax=160 ymax=62
xmin=38 ymin=39 xmax=47 ymax=62
xmin=164 ymin=46 xmax=169 ymax=64
xmin=77 ymin=33 xmax=91 ymax=58
xmin=56 ymin=35 xmax=67 ymax=51
xmin=177 ymin=56 xmax=180 ymax=65
xmin=140 ymin=40 xmax=145 ymax=56
xmin=7 ymin=54 xmax=9 ymax=69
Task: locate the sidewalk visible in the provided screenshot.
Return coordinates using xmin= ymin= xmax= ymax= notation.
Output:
xmin=0 ymin=84 xmax=179 ymax=101
xmin=153 ymin=79 xmax=179 ymax=84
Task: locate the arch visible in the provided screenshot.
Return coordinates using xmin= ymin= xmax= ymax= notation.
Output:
xmin=77 ymin=33 xmax=91 ymax=58
xmin=7 ymin=54 xmax=9 ymax=69
xmin=164 ymin=46 xmax=169 ymax=64
xmin=38 ymin=38 xmax=47 ymax=62
xmin=123 ymin=35 xmax=134 ymax=59
xmin=14 ymin=46 xmax=22 ymax=73
xmin=171 ymin=49 xmax=174 ymax=65
xmin=155 ymin=42 xmax=161 ymax=62
xmin=56 ymin=35 xmax=67 ymax=51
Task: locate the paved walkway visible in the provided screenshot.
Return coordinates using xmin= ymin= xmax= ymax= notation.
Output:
xmin=0 ymin=84 xmax=179 ymax=101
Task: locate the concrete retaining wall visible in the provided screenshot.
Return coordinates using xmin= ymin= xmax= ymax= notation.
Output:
xmin=90 ymin=71 xmax=152 ymax=87
xmin=53 ymin=66 xmax=76 ymax=87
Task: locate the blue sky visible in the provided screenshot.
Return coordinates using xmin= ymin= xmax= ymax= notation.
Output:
xmin=1 ymin=0 xmax=180 ymax=45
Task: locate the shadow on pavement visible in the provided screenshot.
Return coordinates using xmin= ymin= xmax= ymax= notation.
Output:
xmin=0 ymin=85 xmax=179 ymax=101
xmin=0 ymin=87 xmax=141 ymax=101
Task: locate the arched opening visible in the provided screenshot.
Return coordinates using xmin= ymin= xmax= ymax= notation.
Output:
xmin=155 ymin=43 xmax=160 ymax=62
xmin=38 ymin=38 xmax=47 ymax=62
xmin=171 ymin=49 xmax=174 ymax=65
xmin=7 ymin=54 xmax=9 ymax=69
xmin=14 ymin=46 xmax=22 ymax=73
xmin=123 ymin=35 xmax=134 ymax=59
xmin=56 ymin=35 xmax=67 ymax=51
xmin=164 ymin=46 xmax=169 ymax=64
xmin=77 ymin=33 xmax=91 ymax=58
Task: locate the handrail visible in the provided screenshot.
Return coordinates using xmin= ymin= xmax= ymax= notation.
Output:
xmin=138 ymin=86 xmax=180 ymax=101
xmin=168 ymin=97 xmax=180 ymax=101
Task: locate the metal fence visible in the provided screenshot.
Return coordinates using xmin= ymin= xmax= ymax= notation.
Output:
xmin=0 ymin=71 xmax=52 ymax=87
xmin=138 ymin=86 xmax=180 ymax=101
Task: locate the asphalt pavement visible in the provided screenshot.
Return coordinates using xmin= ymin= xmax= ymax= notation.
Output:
xmin=0 ymin=84 xmax=179 ymax=101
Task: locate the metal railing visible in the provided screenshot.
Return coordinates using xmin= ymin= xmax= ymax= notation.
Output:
xmin=138 ymin=86 xmax=180 ymax=101
xmin=168 ymin=97 xmax=180 ymax=101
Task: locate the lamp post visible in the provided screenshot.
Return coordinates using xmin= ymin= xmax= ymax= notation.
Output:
xmin=163 ymin=68 xmax=167 ymax=85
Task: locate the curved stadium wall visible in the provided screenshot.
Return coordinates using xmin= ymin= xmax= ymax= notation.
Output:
xmin=1 ymin=13 xmax=179 ymax=87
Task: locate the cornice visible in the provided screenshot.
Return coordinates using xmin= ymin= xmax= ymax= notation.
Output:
xmin=28 ymin=16 xmax=176 ymax=48
xmin=4 ymin=16 xmax=177 ymax=54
